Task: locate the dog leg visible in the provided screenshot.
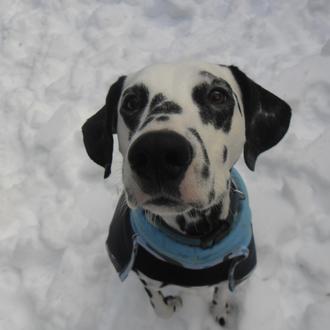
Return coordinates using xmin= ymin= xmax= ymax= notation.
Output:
xmin=210 ymin=282 xmax=234 ymax=327
xmin=144 ymin=287 xmax=183 ymax=319
xmin=137 ymin=272 xmax=182 ymax=318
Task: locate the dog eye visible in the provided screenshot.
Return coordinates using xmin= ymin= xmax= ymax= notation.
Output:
xmin=207 ymin=88 xmax=228 ymax=105
xmin=122 ymin=95 xmax=141 ymax=112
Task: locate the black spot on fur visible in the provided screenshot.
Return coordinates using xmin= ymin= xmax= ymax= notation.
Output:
xmin=141 ymin=100 xmax=181 ymax=130
xmin=150 ymin=93 xmax=165 ymax=109
xmin=192 ymin=80 xmax=235 ymax=132
xmin=202 ymin=165 xmax=209 ymax=179
xmin=218 ymin=317 xmax=226 ymax=326
xmin=223 ymin=145 xmax=228 ymax=163
xmin=208 ymin=189 xmax=215 ymax=203
xmin=188 ymin=128 xmax=210 ymax=165
xmin=226 ymin=179 xmax=230 ymax=189
xmin=214 ymin=287 xmax=219 ymax=294
xmin=140 ymin=279 xmax=147 ymax=286
xmin=150 ymin=101 xmax=182 ymax=116
xmin=184 ymin=202 xmax=224 ymax=236
xmin=176 ymin=215 xmax=186 ymax=231
xmin=187 ymin=209 xmax=195 ymax=217
xmin=120 ymin=84 xmax=149 ymax=133
xmin=156 ymin=115 xmax=170 ymax=121
xmin=209 ymin=202 xmax=223 ymax=222
xmin=185 ymin=220 xmax=209 ymax=236
xmin=139 ymin=116 xmax=155 ymax=130
xmin=144 ymin=287 xmax=153 ymax=298
xmin=163 ymin=295 xmax=174 ymax=305
xmin=212 ymin=299 xmax=218 ymax=305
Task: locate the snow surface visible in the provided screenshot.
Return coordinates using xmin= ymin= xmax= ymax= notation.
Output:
xmin=1 ymin=0 xmax=330 ymax=329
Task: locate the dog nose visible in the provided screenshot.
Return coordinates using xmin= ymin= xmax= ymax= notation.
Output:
xmin=128 ymin=131 xmax=193 ymax=185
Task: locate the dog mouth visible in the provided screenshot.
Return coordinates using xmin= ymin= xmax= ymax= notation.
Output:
xmin=141 ymin=194 xmax=193 ymax=214
xmin=126 ymin=184 xmax=218 ymax=211
xmin=145 ymin=196 xmax=181 ymax=207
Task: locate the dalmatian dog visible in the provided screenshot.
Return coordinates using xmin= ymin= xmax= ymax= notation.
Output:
xmin=82 ymin=62 xmax=291 ymax=327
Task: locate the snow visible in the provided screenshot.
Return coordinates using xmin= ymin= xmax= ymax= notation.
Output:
xmin=1 ymin=0 xmax=330 ymax=329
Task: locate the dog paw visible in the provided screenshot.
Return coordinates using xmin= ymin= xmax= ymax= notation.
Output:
xmin=154 ymin=295 xmax=183 ymax=319
xmin=210 ymin=302 xmax=232 ymax=328
xmin=164 ymin=295 xmax=183 ymax=312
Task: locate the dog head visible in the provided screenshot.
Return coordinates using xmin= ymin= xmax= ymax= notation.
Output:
xmin=82 ymin=62 xmax=291 ymax=215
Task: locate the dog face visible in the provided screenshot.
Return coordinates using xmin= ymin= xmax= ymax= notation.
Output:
xmin=82 ymin=62 xmax=291 ymax=216
xmin=118 ymin=64 xmax=245 ymax=215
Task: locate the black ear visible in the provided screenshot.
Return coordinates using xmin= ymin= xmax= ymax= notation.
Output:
xmin=82 ymin=76 xmax=126 ymax=178
xmin=229 ymin=66 xmax=291 ymax=171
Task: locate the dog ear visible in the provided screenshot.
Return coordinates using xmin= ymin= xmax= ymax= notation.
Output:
xmin=82 ymin=76 xmax=126 ymax=178
xmin=229 ymin=66 xmax=291 ymax=171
